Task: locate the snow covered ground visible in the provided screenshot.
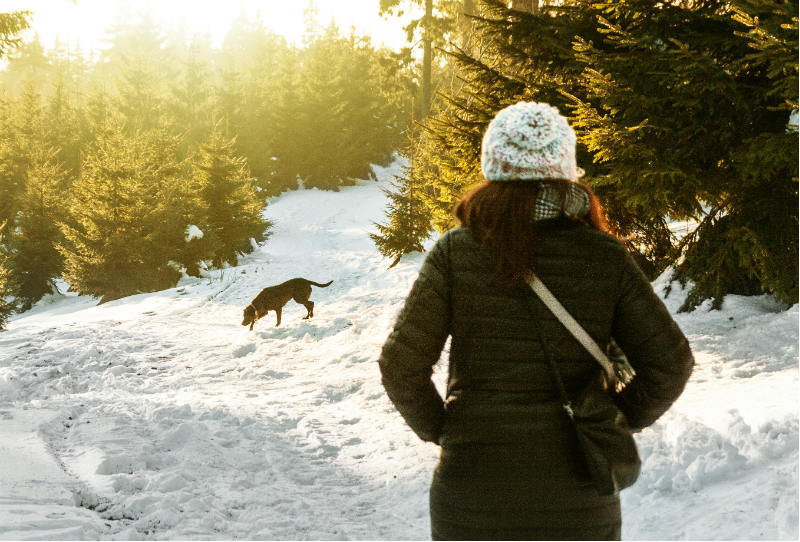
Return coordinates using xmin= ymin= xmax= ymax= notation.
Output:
xmin=0 ymin=160 xmax=797 ymax=540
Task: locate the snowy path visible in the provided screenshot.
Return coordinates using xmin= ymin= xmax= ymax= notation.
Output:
xmin=0 ymin=408 xmax=108 ymax=540
xmin=1 ymin=164 xmax=442 ymax=540
xmin=0 ymin=161 xmax=797 ymax=540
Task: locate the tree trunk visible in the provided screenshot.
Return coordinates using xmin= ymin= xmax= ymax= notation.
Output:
xmin=460 ymin=0 xmax=477 ymax=48
xmin=510 ymin=0 xmax=538 ymax=14
xmin=421 ymin=0 xmax=433 ymax=118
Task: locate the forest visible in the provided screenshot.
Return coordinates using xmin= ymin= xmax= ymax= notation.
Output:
xmin=0 ymin=0 xmax=797 ymax=329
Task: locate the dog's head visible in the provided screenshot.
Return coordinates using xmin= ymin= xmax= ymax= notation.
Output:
xmin=242 ymin=305 xmax=257 ymax=328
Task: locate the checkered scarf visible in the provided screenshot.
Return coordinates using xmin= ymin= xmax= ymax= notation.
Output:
xmin=533 ymin=182 xmax=591 ymax=221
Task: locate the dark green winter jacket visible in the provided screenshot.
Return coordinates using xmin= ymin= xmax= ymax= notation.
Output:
xmin=379 ymin=222 xmax=692 ymax=448
xmin=379 ymin=221 xmax=693 ymax=539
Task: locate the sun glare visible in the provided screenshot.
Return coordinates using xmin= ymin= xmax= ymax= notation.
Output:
xmin=4 ymin=0 xmax=410 ymax=57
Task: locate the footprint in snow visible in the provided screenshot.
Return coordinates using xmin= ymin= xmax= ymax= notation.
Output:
xmin=263 ymin=370 xmax=292 ymax=380
xmin=320 ymin=382 xmax=363 ymax=402
xmin=233 ymin=343 xmax=257 ymax=358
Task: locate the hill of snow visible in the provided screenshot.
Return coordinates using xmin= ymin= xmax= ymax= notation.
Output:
xmin=0 ymin=160 xmax=797 ymax=540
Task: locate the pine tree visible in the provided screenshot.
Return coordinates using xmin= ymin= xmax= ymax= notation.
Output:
xmin=46 ymin=73 xmax=85 ymax=178
xmin=569 ymin=0 xmax=798 ymax=309
xmin=193 ymin=129 xmax=271 ymax=267
xmin=1 ymin=34 xmax=52 ymax=97
xmin=218 ymin=19 xmax=289 ymax=187
xmin=290 ymin=22 xmax=407 ymax=190
xmin=338 ymin=32 xmax=407 ymax=180
xmin=60 ymin=121 xmax=183 ymax=302
xmin=372 ymin=0 xmax=589 ymax=259
xmin=101 ymin=14 xmax=169 ymax=134
xmin=139 ymin=126 xmax=215 ymax=280
xmin=167 ymin=37 xmax=215 ymax=158
xmin=0 ymin=84 xmax=70 ymax=309
xmin=212 ymin=10 xmax=409 ymax=195
xmin=141 ymin=127 xmax=219 ymax=278
xmin=381 ymin=0 xmax=798 ymax=309
xmin=0 ymin=83 xmax=46 ymax=232
xmin=0 ymin=11 xmax=30 ymax=59
xmin=262 ymin=47 xmax=304 ymax=194
xmin=0 ymin=97 xmax=19 ymax=233
xmin=379 ymin=0 xmax=467 ymax=118
xmin=9 ymin=148 xmax=67 ymax=309
xmin=0 ymin=11 xmax=30 ymax=325
xmin=371 ymin=131 xmax=433 ymax=265
xmin=0 ymin=222 xmax=15 ymax=330
xmin=294 ymin=22 xmax=351 ymax=190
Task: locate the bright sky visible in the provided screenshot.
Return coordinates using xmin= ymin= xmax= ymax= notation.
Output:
xmin=4 ymin=0 xmax=414 ymax=56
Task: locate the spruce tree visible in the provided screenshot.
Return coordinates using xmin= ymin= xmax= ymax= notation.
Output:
xmin=60 ymin=121 xmax=182 ymax=302
xmin=0 ymin=222 xmax=15 ymax=330
xmin=217 ymin=19 xmax=288 ymax=187
xmin=295 ymin=23 xmax=351 ymax=190
xmin=381 ymin=0 xmax=798 ymax=309
xmin=0 ymin=100 xmax=18 ymax=233
xmin=1 ymin=35 xmax=52 ymax=97
xmin=337 ymin=32 xmax=407 ymax=181
xmin=10 ymin=148 xmax=67 ymax=309
xmin=262 ymin=48 xmax=304 ymax=194
xmin=274 ymin=18 xmax=407 ymax=191
xmin=138 ymin=127 xmax=215 ymax=280
xmin=0 ymin=11 xmax=30 ymax=58
xmin=569 ymin=0 xmax=798 ymax=308
xmin=167 ymin=38 xmax=215 ymax=158
xmin=193 ymin=129 xmax=270 ymax=268
xmin=46 ymin=74 xmax=84 ymax=178
xmin=141 ymin=127 xmax=219 ymax=278
xmin=372 ymin=0 xmax=588 ymax=258
xmin=0 ymin=11 xmax=30 ymax=325
xmin=379 ymin=0 xmax=467 ymax=118
xmin=370 ymin=144 xmax=432 ymax=265
xmin=0 ymin=83 xmax=46 ymax=234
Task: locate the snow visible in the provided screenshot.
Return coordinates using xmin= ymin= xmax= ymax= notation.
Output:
xmin=0 ymin=159 xmax=797 ymax=540
xmin=184 ymin=225 xmax=204 ymax=242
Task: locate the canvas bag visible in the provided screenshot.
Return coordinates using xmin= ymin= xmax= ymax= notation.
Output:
xmin=527 ymin=275 xmax=641 ymax=496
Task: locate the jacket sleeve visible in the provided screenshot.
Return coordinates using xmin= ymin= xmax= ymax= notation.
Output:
xmin=378 ymin=237 xmax=450 ymax=443
xmin=611 ymin=250 xmax=694 ymax=430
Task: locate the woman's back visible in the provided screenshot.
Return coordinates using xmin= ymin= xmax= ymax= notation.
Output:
xmin=382 ymin=221 xmax=692 ymax=539
xmin=378 ymin=102 xmax=693 ymax=540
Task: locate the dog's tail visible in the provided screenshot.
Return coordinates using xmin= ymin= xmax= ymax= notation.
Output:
xmin=306 ymin=279 xmax=333 ymax=288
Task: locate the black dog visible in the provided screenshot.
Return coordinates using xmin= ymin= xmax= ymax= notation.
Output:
xmin=242 ymin=278 xmax=333 ymax=330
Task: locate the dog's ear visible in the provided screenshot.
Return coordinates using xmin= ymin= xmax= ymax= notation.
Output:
xmin=242 ymin=306 xmax=254 ymax=327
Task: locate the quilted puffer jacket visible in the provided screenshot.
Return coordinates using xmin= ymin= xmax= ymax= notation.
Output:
xmin=378 ymin=221 xmax=693 ymax=539
xmin=379 ymin=222 xmax=693 ymax=444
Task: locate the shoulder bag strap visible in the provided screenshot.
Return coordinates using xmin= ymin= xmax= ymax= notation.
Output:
xmin=528 ymin=274 xmax=616 ymax=384
xmin=524 ymin=292 xmax=576 ymax=419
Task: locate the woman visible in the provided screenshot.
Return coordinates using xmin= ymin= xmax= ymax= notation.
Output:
xmin=378 ymin=102 xmax=694 ymax=540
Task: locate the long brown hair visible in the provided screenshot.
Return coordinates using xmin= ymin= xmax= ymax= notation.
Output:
xmin=454 ymin=179 xmax=611 ymax=288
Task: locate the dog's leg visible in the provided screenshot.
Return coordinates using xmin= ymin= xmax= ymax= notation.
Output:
xmin=294 ymin=290 xmax=314 ymax=319
xmin=275 ymin=308 xmax=282 ymax=327
xmin=250 ymin=309 xmax=261 ymax=331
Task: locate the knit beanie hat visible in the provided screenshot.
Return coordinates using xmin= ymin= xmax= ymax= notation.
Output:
xmin=481 ymin=102 xmax=581 ymax=182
